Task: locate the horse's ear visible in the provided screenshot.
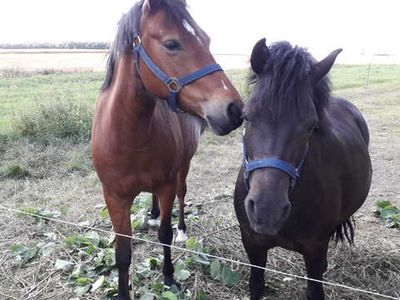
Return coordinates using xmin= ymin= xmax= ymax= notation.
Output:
xmin=250 ymin=38 xmax=269 ymax=76
xmin=311 ymin=48 xmax=342 ymax=84
xmin=142 ymin=0 xmax=162 ymax=14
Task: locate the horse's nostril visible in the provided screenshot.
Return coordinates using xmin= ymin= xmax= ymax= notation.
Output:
xmin=227 ymin=102 xmax=243 ymax=126
xmin=247 ymin=198 xmax=255 ymax=214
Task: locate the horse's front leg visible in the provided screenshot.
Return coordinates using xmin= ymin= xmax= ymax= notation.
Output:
xmin=103 ymin=189 xmax=135 ymax=300
xmin=156 ymin=182 xmax=180 ymax=288
xmin=302 ymin=240 xmax=329 ymax=300
xmin=241 ymin=228 xmax=269 ymax=300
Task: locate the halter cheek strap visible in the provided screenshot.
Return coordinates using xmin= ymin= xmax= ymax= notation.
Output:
xmin=133 ymin=36 xmax=223 ymax=112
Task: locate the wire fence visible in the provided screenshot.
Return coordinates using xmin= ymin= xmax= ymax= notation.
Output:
xmin=0 ymin=205 xmax=398 ymax=300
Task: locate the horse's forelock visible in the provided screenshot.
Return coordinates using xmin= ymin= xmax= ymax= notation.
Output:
xmin=248 ymin=41 xmax=330 ymax=122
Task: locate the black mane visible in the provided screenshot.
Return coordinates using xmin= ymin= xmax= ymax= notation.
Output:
xmin=248 ymin=41 xmax=331 ymax=122
xmin=101 ymin=0 xmax=195 ymax=91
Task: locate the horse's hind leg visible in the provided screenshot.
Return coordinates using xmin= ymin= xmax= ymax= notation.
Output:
xmin=148 ymin=194 xmax=160 ymax=227
xmin=156 ymin=183 xmax=180 ymax=287
xmin=241 ymin=229 xmax=268 ymax=300
xmin=175 ymin=181 xmax=188 ymax=243
xmin=302 ymin=240 xmax=329 ymax=300
xmin=103 ymin=189 xmax=135 ymax=300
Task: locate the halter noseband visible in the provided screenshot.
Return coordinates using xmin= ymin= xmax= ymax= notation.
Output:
xmin=133 ymin=36 xmax=223 ymax=112
xmin=242 ymin=131 xmax=309 ymax=191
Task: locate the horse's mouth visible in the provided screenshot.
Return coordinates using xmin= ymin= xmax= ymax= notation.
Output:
xmin=250 ymin=220 xmax=283 ymax=236
xmin=206 ymin=116 xmax=231 ymax=135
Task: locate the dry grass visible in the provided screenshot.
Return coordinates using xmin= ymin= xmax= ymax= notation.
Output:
xmin=0 ymin=76 xmax=399 ymax=299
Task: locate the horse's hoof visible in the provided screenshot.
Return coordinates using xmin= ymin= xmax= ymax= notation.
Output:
xmin=175 ymin=229 xmax=188 ymax=243
xmin=164 ymin=278 xmax=181 ymax=290
xmin=148 ymin=218 xmax=160 ymax=227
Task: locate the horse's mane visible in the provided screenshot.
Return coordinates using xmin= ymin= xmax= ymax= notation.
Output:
xmin=249 ymin=41 xmax=331 ymax=122
xmin=101 ymin=0 xmax=196 ymax=91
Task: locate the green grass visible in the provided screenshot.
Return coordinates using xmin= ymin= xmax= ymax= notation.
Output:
xmin=330 ymin=64 xmax=400 ymax=90
xmin=0 ymin=65 xmax=399 ymax=135
xmin=0 ymin=71 xmax=102 ymax=134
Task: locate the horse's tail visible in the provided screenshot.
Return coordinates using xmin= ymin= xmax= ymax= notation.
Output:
xmin=330 ymin=216 xmax=355 ymax=244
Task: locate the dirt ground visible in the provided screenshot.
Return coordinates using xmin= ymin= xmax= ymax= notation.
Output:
xmin=0 ymin=82 xmax=399 ymax=299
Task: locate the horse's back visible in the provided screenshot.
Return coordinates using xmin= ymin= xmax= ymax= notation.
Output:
xmin=328 ymin=97 xmax=369 ymax=146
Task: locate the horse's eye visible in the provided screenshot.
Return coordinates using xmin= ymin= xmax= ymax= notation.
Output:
xmin=163 ymin=40 xmax=182 ymax=52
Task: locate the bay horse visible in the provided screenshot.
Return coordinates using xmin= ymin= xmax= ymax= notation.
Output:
xmin=234 ymin=39 xmax=372 ymax=300
xmin=91 ymin=0 xmax=243 ymax=298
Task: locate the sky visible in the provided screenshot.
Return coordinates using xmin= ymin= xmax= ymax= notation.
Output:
xmin=0 ymin=0 xmax=399 ymax=63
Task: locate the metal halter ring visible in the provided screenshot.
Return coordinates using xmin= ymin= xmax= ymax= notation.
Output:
xmin=167 ymin=78 xmax=182 ymax=93
xmin=133 ymin=36 xmax=142 ymax=48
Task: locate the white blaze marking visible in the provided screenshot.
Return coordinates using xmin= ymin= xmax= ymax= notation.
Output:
xmin=183 ymin=20 xmax=203 ymax=45
xmin=221 ymin=79 xmax=229 ymax=91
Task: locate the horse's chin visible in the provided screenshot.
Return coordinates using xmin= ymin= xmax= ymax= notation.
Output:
xmin=206 ymin=115 xmax=240 ymax=136
xmin=249 ymin=220 xmax=284 ymax=236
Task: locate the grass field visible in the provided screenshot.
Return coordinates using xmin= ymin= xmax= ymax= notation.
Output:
xmin=0 ymin=63 xmax=399 ymax=299
xmin=0 ymin=64 xmax=399 ymax=134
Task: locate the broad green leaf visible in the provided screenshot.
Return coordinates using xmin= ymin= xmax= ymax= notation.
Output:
xmin=210 ymin=260 xmax=221 ymax=280
xmin=376 ymin=200 xmax=392 ymax=209
xmin=91 ymin=275 xmax=105 ymax=292
xmin=74 ymin=284 xmax=90 ymax=296
xmin=84 ymin=231 xmax=100 ymax=247
xmin=100 ymin=207 xmax=109 ymax=219
xmin=161 ymin=291 xmax=178 ymax=300
xmin=150 ymin=282 xmax=164 ymax=294
xmin=221 ymin=265 xmax=240 ymax=286
xmin=75 ymin=277 xmax=91 ymax=286
xmin=185 ymin=237 xmax=198 ymax=250
xmin=175 ymin=269 xmax=191 ymax=281
xmin=140 ymin=293 xmax=155 ymax=300
xmin=147 ymin=257 xmax=160 ymax=269
xmin=197 ymin=290 xmax=208 ymax=300
xmin=55 ymin=259 xmax=75 ymax=272
xmin=193 ymin=254 xmax=210 ymax=265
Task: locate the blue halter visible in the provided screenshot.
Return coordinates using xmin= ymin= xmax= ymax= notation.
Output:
xmin=133 ymin=36 xmax=223 ymax=112
xmin=242 ymin=131 xmax=309 ymax=191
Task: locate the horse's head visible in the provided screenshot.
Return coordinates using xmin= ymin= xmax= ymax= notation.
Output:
xmin=136 ymin=0 xmax=243 ymax=135
xmin=242 ymin=38 xmax=341 ymax=235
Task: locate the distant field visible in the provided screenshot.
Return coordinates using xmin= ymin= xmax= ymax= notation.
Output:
xmin=0 ymin=50 xmax=108 ymax=72
xmin=0 ymin=50 xmax=250 ymax=71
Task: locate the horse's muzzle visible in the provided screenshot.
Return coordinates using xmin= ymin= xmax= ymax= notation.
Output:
xmin=245 ymin=194 xmax=291 ymax=236
xmin=206 ymin=101 xmax=243 ymax=135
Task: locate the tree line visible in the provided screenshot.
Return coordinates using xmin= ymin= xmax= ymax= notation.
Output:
xmin=0 ymin=42 xmax=110 ymax=50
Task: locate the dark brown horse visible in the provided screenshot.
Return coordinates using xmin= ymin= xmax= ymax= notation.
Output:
xmin=91 ymin=1 xmax=243 ymax=298
xmin=234 ymin=39 xmax=372 ymax=300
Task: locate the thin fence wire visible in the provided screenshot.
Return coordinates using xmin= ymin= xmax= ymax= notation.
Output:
xmin=0 ymin=205 xmax=398 ymax=300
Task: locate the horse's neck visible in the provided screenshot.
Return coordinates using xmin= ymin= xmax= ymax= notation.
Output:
xmin=110 ymin=55 xmax=156 ymax=139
